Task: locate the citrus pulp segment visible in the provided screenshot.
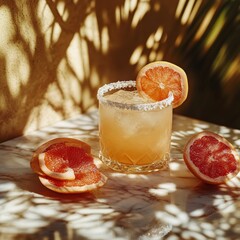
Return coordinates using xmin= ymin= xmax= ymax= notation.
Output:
xmin=136 ymin=61 xmax=188 ymax=108
xmin=30 ymin=138 xmax=91 ymax=176
xmin=183 ymin=131 xmax=239 ymax=184
xmin=38 ymin=145 xmax=93 ymax=180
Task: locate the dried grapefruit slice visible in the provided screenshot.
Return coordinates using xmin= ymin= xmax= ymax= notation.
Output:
xmin=136 ymin=61 xmax=188 ymax=108
xmin=30 ymin=138 xmax=91 ymax=177
xmin=183 ymin=131 xmax=240 ymax=184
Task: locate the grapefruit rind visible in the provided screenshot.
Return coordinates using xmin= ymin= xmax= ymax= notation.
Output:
xmin=136 ymin=61 xmax=188 ymax=108
xmin=39 ymin=173 xmax=107 ymax=194
xmin=183 ymin=131 xmax=240 ymax=184
xmin=38 ymin=152 xmax=75 ymax=180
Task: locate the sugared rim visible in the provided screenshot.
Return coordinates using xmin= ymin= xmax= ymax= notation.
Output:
xmin=97 ymin=80 xmax=174 ymax=111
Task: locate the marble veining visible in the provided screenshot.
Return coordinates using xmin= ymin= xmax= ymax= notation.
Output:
xmin=0 ymin=110 xmax=240 ymax=240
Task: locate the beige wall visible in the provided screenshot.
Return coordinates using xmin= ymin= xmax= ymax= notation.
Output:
xmin=0 ymin=0 xmax=184 ymax=142
xmin=0 ymin=1 xmax=95 ymax=141
xmin=1 ymin=0 xmax=239 ymax=142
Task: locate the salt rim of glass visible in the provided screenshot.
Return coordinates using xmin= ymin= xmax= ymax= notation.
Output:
xmin=97 ymin=80 xmax=174 ymax=111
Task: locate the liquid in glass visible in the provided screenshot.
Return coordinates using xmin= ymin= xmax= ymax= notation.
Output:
xmin=97 ymin=81 xmax=173 ymax=173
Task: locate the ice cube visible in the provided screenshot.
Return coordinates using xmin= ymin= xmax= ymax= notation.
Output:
xmin=104 ymin=90 xmax=153 ymax=104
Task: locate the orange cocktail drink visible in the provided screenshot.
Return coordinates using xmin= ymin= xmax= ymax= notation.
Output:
xmin=97 ymin=81 xmax=173 ymax=173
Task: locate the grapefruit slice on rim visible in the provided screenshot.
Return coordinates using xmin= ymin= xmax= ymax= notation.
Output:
xmin=30 ymin=138 xmax=107 ymax=193
xmin=136 ymin=61 xmax=188 ymax=108
xmin=183 ymin=131 xmax=240 ymax=184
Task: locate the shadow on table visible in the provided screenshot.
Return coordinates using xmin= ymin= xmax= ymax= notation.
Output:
xmin=2 ymin=160 xmax=239 ymax=239
xmin=1 ymin=112 xmax=239 ymax=239
xmin=0 ymin=167 xmax=96 ymax=202
xmin=95 ymin=168 xmax=240 ymax=240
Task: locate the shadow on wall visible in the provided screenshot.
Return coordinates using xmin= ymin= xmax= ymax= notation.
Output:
xmin=0 ymin=0 xmax=239 ymax=142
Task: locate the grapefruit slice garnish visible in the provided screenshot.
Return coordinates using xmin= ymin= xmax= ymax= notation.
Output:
xmin=30 ymin=138 xmax=107 ymax=193
xmin=136 ymin=61 xmax=188 ymax=108
xmin=183 ymin=131 xmax=240 ymax=184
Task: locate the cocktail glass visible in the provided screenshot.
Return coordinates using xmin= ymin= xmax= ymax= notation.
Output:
xmin=97 ymin=80 xmax=173 ymax=173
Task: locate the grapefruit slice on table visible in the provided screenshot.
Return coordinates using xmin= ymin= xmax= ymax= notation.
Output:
xmin=136 ymin=61 xmax=188 ymax=108
xmin=30 ymin=138 xmax=107 ymax=193
xmin=38 ymin=170 xmax=107 ymax=194
xmin=183 ymin=131 xmax=240 ymax=184
xmin=31 ymin=137 xmax=91 ymax=179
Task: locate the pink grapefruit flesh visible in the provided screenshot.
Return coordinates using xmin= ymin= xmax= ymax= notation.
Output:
xmin=136 ymin=61 xmax=188 ymax=108
xmin=184 ymin=131 xmax=239 ymax=184
xmin=30 ymin=138 xmax=107 ymax=193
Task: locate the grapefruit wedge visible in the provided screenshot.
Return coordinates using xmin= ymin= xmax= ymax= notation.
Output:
xmin=30 ymin=138 xmax=107 ymax=193
xmin=136 ymin=61 xmax=188 ymax=108
xmin=183 ymin=131 xmax=240 ymax=184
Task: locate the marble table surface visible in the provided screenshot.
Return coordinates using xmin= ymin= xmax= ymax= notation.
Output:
xmin=0 ymin=110 xmax=239 ymax=240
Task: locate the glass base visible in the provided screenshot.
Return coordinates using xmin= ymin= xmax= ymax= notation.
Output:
xmin=99 ymin=152 xmax=170 ymax=173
